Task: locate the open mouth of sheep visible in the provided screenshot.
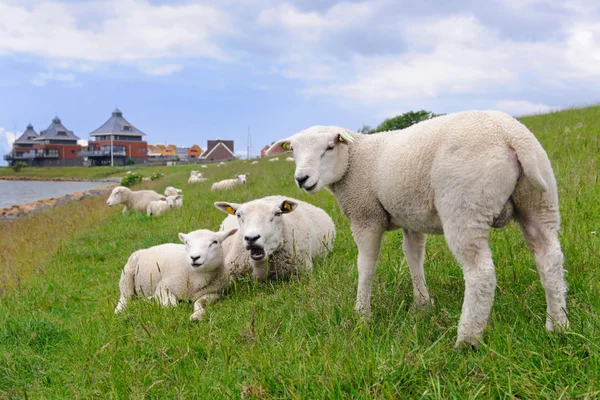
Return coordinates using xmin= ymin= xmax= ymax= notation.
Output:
xmin=249 ymin=246 xmax=266 ymax=261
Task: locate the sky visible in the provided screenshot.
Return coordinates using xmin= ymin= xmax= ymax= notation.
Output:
xmin=0 ymin=0 xmax=599 ymax=163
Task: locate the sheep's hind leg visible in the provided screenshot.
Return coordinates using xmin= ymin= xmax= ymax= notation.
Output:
xmin=517 ymin=211 xmax=568 ymax=331
xmin=443 ymin=222 xmax=496 ymax=349
xmin=402 ymin=229 xmax=432 ymax=310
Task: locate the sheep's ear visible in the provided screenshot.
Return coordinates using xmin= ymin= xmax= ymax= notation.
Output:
xmin=244 ymin=173 xmax=249 ymax=177
xmin=280 ymin=200 xmax=298 ymax=214
xmin=176 ymin=195 xmax=182 ymax=200
xmin=178 ymin=233 xmax=187 ymax=243
xmin=214 ymin=202 xmax=240 ymax=215
xmin=266 ymin=137 xmax=292 ymax=155
xmin=160 ymin=197 xmax=167 ymax=201
xmin=218 ymin=228 xmax=238 ymax=242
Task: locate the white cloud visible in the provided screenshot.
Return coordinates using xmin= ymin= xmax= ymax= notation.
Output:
xmin=496 ymin=100 xmax=558 ymax=116
xmin=31 ymin=72 xmax=76 ymax=86
xmin=139 ymin=64 xmax=184 ymax=76
xmin=0 ymin=0 xmax=234 ymax=71
xmin=78 ymin=139 xmax=89 ymax=147
xmin=0 ymin=128 xmax=19 ymax=163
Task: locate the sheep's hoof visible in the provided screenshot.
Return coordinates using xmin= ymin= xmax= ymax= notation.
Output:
xmin=454 ymin=336 xmax=481 ymax=351
xmin=190 ymin=312 xmax=204 ymax=322
xmin=410 ymin=297 xmax=433 ymax=313
xmin=354 ymin=305 xmax=372 ymax=322
xmin=546 ymin=315 xmax=569 ymax=332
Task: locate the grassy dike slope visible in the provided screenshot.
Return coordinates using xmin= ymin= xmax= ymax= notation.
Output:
xmin=1 ymin=107 xmax=599 ymax=398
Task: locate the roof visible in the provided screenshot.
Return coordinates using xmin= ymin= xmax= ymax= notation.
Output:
xmin=200 ymin=142 xmax=235 ymax=159
xmin=89 ymin=108 xmax=147 ymax=137
xmin=13 ymin=124 xmax=39 ymax=144
xmin=35 ymin=116 xmax=80 ymax=141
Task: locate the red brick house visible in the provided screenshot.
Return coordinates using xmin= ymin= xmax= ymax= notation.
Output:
xmin=80 ymin=109 xmax=148 ymax=166
xmin=29 ymin=117 xmax=83 ymax=166
xmin=4 ymin=123 xmax=39 ymax=166
xmin=200 ymin=139 xmax=235 ymax=162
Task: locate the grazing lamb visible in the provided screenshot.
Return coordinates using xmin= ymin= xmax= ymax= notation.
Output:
xmin=211 ymin=173 xmax=249 ymax=192
xmin=268 ymin=157 xmax=279 ymax=162
xmin=114 ymin=228 xmax=238 ymax=320
xmin=188 ymin=171 xmax=208 ymax=184
xmin=164 ymin=186 xmax=182 ymax=197
xmin=107 ymin=186 xmax=163 ymax=214
xmin=251 ymin=161 xmax=258 ymax=165
xmin=146 ymin=195 xmax=181 ymax=216
xmin=215 ymin=195 xmax=335 ymax=281
xmin=267 ymin=110 xmax=569 ymax=348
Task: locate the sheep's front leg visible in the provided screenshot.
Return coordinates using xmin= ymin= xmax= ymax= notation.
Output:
xmin=190 ymin=293 xmax=220 ymax=321
xmin=122 ymin=205 xmax=128 ymax=214
xmin=156 ymin=286 xmax=178 ymax=307
xmin=352 ymin=225 xmax=384 ymax=319
xmin=402 ymin=229 xmax=432 ymax=310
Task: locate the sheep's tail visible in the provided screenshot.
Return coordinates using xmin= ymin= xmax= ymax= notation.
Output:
xmin=507 ymin=132 xmax=548 ymax=193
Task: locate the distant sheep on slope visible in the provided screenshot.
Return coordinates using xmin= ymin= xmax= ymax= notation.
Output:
xmin=114 ymin=228 xmax=237 ymax=320
xmin=211 ymin=174 xmax=248 ymax=192
xmin=188 ymin=171 xmax=208 ymax=184
xmin=267 ymin=110 xmax=569 ymax=348
xmin=215 ymin=195 xmax=335 ymax=281
xmin=164 ymin=186 xmax=182 ymax=197
xmin=107 ymin=186 xmax=163 ymax=214
xmin=146 ymin=195 xmax=182 ymax=216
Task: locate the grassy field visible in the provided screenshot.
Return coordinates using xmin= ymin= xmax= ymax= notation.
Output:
xmin=1 ymin=106 xmax=599 ymax=398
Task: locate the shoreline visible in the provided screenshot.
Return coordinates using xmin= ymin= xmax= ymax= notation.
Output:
xmin=0 ymin=178 xmax=119 ymax=222
xmin=0 ymin=176 xmax=121 ymax=182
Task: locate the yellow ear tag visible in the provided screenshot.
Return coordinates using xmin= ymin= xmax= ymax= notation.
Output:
xmin=225 ymin=206 xmax=235 ymax=215
xmin=283 ymin=202 xmax=292 ymax=211
xmin=283 ymin=143 xmax=290 ymax=150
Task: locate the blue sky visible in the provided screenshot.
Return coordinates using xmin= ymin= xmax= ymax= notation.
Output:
xmin=1 ymin=0 xmax=599 ymax=164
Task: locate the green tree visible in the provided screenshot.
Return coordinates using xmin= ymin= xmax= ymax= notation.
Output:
xmin=357 ymin=124 xmax=373 ymax=134
xmin=371 ymin=110 xmax=433 ymax=133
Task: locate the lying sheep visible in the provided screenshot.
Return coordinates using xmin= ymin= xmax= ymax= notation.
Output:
xmin=268 ymin=157 xmax=279 ymax=162
xmin=201 ymin=165 xmax=208 ymax=169
xmin=215 ymin=195 xmax=335 ymax=281
xmin=114 ymin=228 xmax=238 ymax=320
xmin=107 ymin=186 xmax=163 ymax=214
xmin=251 ymin=161 xmax=258 ymax=165
xmin=164 ymin=186 xmax=182 ymax=197
xmin=188 ymin=171 xmax=208 ymax=184
xmin=146 ymin=195 xmax=182 ymax=216
xmin=285 ymin=157 xmax=294 ymax=162
xmin=211 ymin=173 xmax=248 ymax=192
xmin=267 ymin=110 xmax=569 ymax=348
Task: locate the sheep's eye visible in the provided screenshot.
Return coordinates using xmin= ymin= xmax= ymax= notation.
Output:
xmin=236 ymin=214 xmax=241 ymax=219
xmin=211 ymin=241 xmax=218 ymax=246
xmin=275 ymin=211 xmax=282 ymax=217
xmin=326 ymin=144 xmax=334 ymax=151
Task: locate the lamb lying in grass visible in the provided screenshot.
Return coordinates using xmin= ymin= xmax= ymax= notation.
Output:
xmin=107 ymin=186 xmax=163 ymax=214
xmin=146 ymin=195 xmax=182 ymax=216
xmin=188 ymin=171 xmax=208 ymax=184
xmin=211 ymin=174 xmax=248 ymax=192
xmin=114 ymin=228 xmax=237 ymax=320
xmin=215 ymin=195 xmax=335 ymax=281
xmin=268 ymin=157 xmax=279 ymax=162
xmin=251 ymin=161 xmax=258 ymax=165
xmin=267 ymin=110 xmax=569 ymax=348
xmin=164 ymin=186 xmax=182 ymax=197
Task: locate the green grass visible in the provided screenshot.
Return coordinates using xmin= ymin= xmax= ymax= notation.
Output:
xmin=1 ymin=107 xmax=599 ymax=398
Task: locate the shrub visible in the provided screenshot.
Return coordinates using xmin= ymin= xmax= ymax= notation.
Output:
xmin=120 ymin=171 xmax=143 ymax=187
xmin=149 ymin=172 xmax=163 ymax=181
xmin=12 ymin=162 xmax=27 ymax=172
xmin=126 ymin=159 xmax=135 ymax=165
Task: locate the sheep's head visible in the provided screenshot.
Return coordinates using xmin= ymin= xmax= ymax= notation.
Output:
xmin=267 ymin=126 xmax=353 ymax=193
xmin=106 ymin=186 xmax=129 ymax=206
xmin=164 ymin=186 xmax=182 ymax=196
xmin=179 ymin=229 xmax=237 ymax=271
xmin=236 ymin=173 xmax=249 ymax=184
xmin=214 ymin=198 xmax=298 ymax=261
xmin=165 ymin=195 xmax=181 ymax=209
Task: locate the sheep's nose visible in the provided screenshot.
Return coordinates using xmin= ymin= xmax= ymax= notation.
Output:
xmin=295 ymin=175 xmax=309 ymax=187
xmin=191 ymin=255 xmax=201 ymax=262
xmin=244 ymin=234 xmax=260 ymax=244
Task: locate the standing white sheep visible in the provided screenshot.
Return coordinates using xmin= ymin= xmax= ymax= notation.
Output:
xmin=215 ymin=195 xmax=335 ymax=281
xmin=164 ymin=186 xmax=182 ymax=197
xmin=107 ymin=186 xmax=163 ymax=214
xmin=267 ymin=110 xmax=569 ymax=348
xmin=211 ymin=173 xmax=249 ymax=192
xmin=114 ymin=228 xmax=237 ymax=320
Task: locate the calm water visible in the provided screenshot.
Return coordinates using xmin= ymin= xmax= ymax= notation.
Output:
xmin=0 ymin=180 xmax=113 ymax=208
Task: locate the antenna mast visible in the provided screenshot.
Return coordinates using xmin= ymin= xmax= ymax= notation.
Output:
xmin=247 ymin=126 xmax=251 ymax=160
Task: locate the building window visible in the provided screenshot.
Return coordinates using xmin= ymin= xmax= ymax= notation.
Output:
xmin=122 ymin=125 xmax=132 ymax=132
